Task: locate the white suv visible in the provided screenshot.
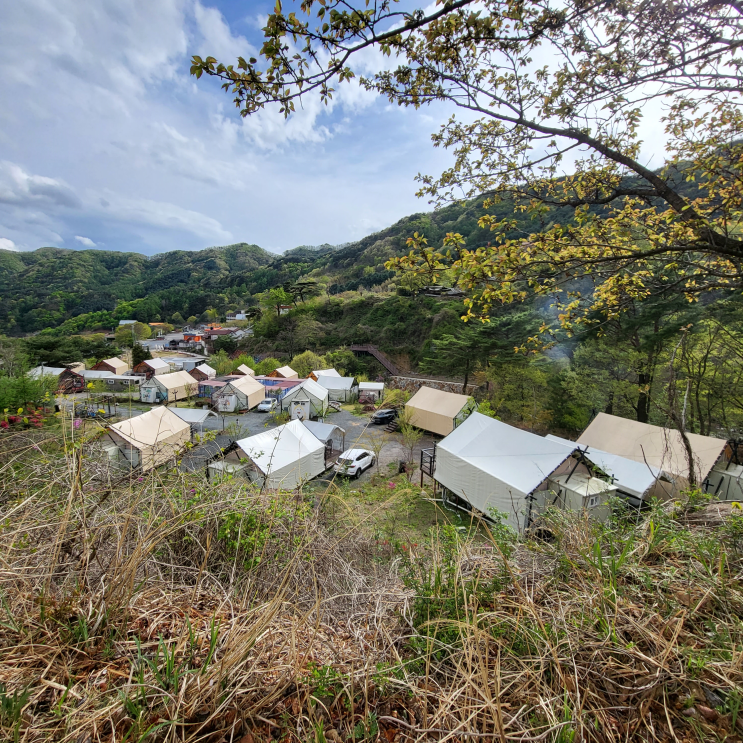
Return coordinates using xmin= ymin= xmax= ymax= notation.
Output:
xmin=334 ymin=448 xmax=375 ymax=478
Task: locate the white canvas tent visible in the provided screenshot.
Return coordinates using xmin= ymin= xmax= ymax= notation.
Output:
xmin=271 ymin=365 xmax=299 ymax=379
xmin=312 ymin=368 xmax=341 ymax=378
xmin=281 ymin=378 xmax=329 ymax=420
xmin=546 ymin=434 xmax=672 ymax=504
xmin=577 ymin=413 xmax=728 ymax=494
xmin=96 ymin=357 xmax=129 ymax=375
xmin=358 ymin=382 xmax=384 ymax=401
xmin=141 ymin=358 xmax=171 ymax=376
xmin=140 ymin=370 xmax=199 ymax=403
xmin=235 ymin=364 xmax=255 ymax=376
xmin=406 ymin=386 xmax=475 ymax=436
xmin=233 ymin=419 xmax=326 ymax=489
xmin=170 ymin=407 xmax=219 ymax=434
xmin=106 ymin=406 xmax=190 ymax=472
xmin=192 ymin=363 xmax=216 ymax=379
xmin=302 ymin=420 xmax=345 ymax=461
xmin=434 ymin=413 xmax=615 ymax=531
xmin=315 ymin=375 xmax=357 ymax=402
xmin=213 ymin=375 xmax=265 ymax=412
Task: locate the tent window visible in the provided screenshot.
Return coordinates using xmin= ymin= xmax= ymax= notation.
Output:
xmin=587 ymin=495 xmax=599 ymax=509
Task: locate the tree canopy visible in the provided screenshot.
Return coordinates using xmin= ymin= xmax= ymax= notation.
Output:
xmin=192 ymin=0 xmax=743 ymax=330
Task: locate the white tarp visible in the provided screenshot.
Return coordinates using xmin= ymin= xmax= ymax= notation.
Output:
xmin=170 ymin=408 xmax=218 ymax=425
xmin=235 ymin=419 xmax=326 ymax=489
xmin=546 ymin=434 xmax=668 ymax=501
xmin=435 ymin=413 xmax=581 ymax=530
xmin=578 ymin=412 xmax=727 ymax=484
xmin=108 ymin=406 xmax=190 ymax=471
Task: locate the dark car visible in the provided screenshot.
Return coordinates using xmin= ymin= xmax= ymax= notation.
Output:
xmin=371 ymin=408 xmax=398 ymax=424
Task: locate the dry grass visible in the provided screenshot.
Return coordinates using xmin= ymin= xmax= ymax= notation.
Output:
xmin=1 ymin=427 xmax=743 ymax=742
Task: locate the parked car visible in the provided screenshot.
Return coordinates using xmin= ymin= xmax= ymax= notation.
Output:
xmin=256 ymin=397 xmax=278 ymax=413
xmin=334 ymin=448 xmax=375 ymax=478
xmin=370 ymin=408 xmax=398 ymax=425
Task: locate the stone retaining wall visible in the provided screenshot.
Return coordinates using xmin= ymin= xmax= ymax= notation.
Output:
xmin=388 ymin=375 xmax=478 ymax=396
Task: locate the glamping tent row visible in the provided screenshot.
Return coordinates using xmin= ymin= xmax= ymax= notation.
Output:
xmin=427 ymin=412 xmax=618 ymax=532
xmin=425 ymin=410 xmax=736 ymax=533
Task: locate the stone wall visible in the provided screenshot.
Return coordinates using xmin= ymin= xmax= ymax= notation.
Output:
xmin=388 ymin=375 xmax=478 ymax=396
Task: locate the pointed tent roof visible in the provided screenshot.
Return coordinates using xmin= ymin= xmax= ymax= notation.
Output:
xmin=194 ymin=363 xmax=216 ymax=377
xmin=143 ymin=358 xmax=171 ymax=372
xmin=99 ymin=357 xmax=128 ymax=374
xmin=546 ymin=434 xmax=666 ymax=500
xmin=282 ymin=378 xmax=329 ymax=404
xmin=577 ymin=412 xmax=727 ymax=481
xmin=312 ymin=368 xmax=341 ymax=378
xmin=315 ymin=375 xmax=355 ymax=391
xmin=224 ymin=374 xmax=265 ymax=396
xmin=236 ymin=364 xmax=254 ymax=376
xmin=273 ymin=365 xmax=298 ymax=379
xmin=406 ymin=386 xmax=472 ymax=436
xmin=147 ymin=370 xmax=197 ymax=390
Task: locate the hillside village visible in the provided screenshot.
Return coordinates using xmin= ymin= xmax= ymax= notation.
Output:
xmin=3 ymin=0 xmax=743 ymax=740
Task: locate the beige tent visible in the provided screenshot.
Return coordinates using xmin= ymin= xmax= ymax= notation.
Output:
xmin=405 ymin=386 xmax=475 ymax=437
xmin=107 ymin=407 xmax=190 ymax=472
xmin=270 ymin=365 xmax=299 ymax=379
xmin=214 ymin=374 xmax=265 ymax=412
xmin=140 ymin=370 xmax=199 ymax=404
xmin=578 ymin=413 xmax=727 ymax=492
xmin=94 ymin=357 xmax=128 ymax=375
xmin=235 ymin=364 xmax=255 ymax=376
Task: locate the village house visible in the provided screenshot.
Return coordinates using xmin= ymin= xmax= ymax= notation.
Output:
xmin=139 ymin=370 xmax=199 ymax=404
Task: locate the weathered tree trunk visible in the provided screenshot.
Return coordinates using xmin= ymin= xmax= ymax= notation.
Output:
xmin=462 ymin=357 xmax=470 ymax=394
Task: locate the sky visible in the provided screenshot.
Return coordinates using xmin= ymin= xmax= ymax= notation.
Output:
xmin=0 ymin=1 xmax=670 ymax=257
xmin=0 ymin=0 xmax=457 ymax=256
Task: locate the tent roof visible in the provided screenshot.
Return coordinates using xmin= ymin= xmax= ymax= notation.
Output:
xmin=407 ymin=386 xmax=470 ymax=418
xmin=101 ymin=357 xmax=127 ymax=371
xmin=236 ymin=364 xmax=254 ymax=375
xmin=109 ymin=406 xmax=190 ymax=448
xmin=28 ymin=366 xmax=66 ymax=378
xmin=195 ymin=363 xmax=216 ymax=375
xmin=143 ymin=358 xmax=171 ymax=371
xmin=438 ymin=412 xmax=579 ymax=496
xmin=302 ymin=420 xmax=345 ymax=442
xmin=148 ymin=370 xmax=197 ymax=390
xmin=316 ymin=375 xmax=355 ymax=391
xmin=284 ymin=378 xmax=329 ymax=402
xmin=170 ymin=407 xmax=218 ymax=424
xmin=359 ymin=382 xmax=384 ymax=391
xmin=224 ymin=374 xmax=265 ymax=395
xmin=577 ymin=412 xmax=727 ymax=480
xmin=235 ymin=419 xmax=324 ymax=476
xmin=80 ymin=370 xmax=113 ymax=379
xmin=546 ymin=434 xmax=664 ymax=499
xmin=274 ymin=365 xmax=298 ymax=378
xmin=312 ymin=368 xmax=341 ymax=378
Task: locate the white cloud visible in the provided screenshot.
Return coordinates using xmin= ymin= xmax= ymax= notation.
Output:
xmin=0 ymin=237 xmax=18 ymax=251
xmin=74 ymin=235 xmax=96 ymax=247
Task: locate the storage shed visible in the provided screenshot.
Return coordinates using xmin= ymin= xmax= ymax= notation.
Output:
xmin=546 ymin=434 xmax=671 ymax=506
xmin=189 ymin=363 xmax=216 ymax=382
xmin=268 ymin=365 xmax=299 ymax=380
xmin=578 ymin=413 xmax=728 ymax=496
xmin=139 ymin=370 xmax=199 ymax=404
xmin=280 ymin=378 xmax=329 ymax=420
xmin=432 ymin=413 xmax=616 ymax=531
xmin=230 ymin=420 xmax=326 ymax=490
xmin=105 ymin=407 xmax=190 ymax=472
xmin=405 ymin=386 xmax=476 ymax=437
xmin=213 ymin=375 xmax=265 ymax=412
xmin=92 ymin=357 xmax=129 ymax=375
xmin=315 ymin=375 xmax=357 ymax=402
